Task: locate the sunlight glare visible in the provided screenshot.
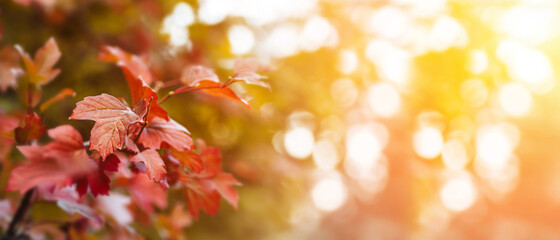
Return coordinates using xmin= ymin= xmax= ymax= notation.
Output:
xmin=299 ymin=15 xmax=338 ymax=51
xmin=442 ymin=139 xmax=469 ymax=170
xmin=312 ymin=174 xmax=348 ymax=212
xmin=313 ymin=139 xmax=340 ymax=170
xmin=475 ymin=125 xmax=514 ymax=173
xmin=440 ymin=174 xmax=477 ymax=212
xmin=365 ymin=40 xmax=411 ymax=85
xmin=366 ymin=82 xmax=401 ymax=118
xmin=284 ymin=127 xmax=315 ymax=159
xmin=460 ymin=78 xmax=488 ymax=108
xmin=413 ymin=127 xmax=444 ymax=159
xmin=338 ymin=50 xmax=358 ymax=75
xmin=228 ymin=25 xmax=255 ymax=55
xmin=468 ymin=50 xmax=488 ymax=75
xmin=498 ymin=82 xmax=533 ymax=117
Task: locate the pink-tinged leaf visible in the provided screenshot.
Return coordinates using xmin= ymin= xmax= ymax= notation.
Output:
xmin=0 ymin=111 xmax=19 ymax=132
xmin=0 ymin=46 xmax=21 ymax=92
xmin=34 ymin=37 xmax=61 ymax=83
xmin=168 ymin=203 xmax=192 ymax=230
xmin=16 ymin=37 xmax=61 ymax=85
xmin=14 ymin=112 xmax=46 ymax=144
xmin=39 ymin=88 xmax=75 ymax=112
xmin=129 ymin=149 xmax=166 ymax=182
xmin=7 ymin=125 xmax=94 ymax=193
xmin=69 ymin=93 xmax=141 ymax=159
xmin=231 ymin=58 xmax=271 ymax=89
xmin=207 ymin=173 xmax=241 ymax=209
xmin=7 ymin=146 xmax=71 ymax=193
xmin=191 ymin=80 xmax=250 ymax=109
xmin=180 ymin=65 xmax=220 ymax=86
xmin=99 ymin=45 xmax=153 ymax=84
xmin=138 ymin=117 xmax=194 ymax=151
xmin=184 ymin=179 xmax=221 ymax=219
xmin=47 ymin=125 xmax=84 ymax=150
xmin=129 ymin=174 xmax=167 ymax=213
xmin=124 ymin=136 xmax=140 ymax=153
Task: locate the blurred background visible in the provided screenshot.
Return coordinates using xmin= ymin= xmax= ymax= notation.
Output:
xmin=2 ymin=0 xmax=560 ymax=239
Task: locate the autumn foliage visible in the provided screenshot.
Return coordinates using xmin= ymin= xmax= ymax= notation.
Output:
xmin=0 ymin=36 xmax=269 ymax=239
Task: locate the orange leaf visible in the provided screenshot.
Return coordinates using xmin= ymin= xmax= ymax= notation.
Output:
xmin=39 ymin=88 xmax=75 ymax=112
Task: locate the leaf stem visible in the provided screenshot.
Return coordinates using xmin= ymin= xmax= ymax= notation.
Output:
xmin=134 ymin=96 xmax=153 ymax=143
xmin=4 ymin=188 xmax=35 ymax=239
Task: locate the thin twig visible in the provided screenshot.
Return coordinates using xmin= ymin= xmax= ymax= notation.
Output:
xmin=4 ymin=188 xmax=35 ymax=238
xmin=134 ymin=96 xmax=153 ymax=143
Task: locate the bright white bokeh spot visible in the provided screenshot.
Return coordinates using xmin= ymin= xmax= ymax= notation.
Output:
xmin=440 ymin=175 xmax=477 ymax=212
xmin=460 ymin=78 xmax=488 ymax=108
xmin=198 ymin=0 xmax=318 ymax=26
xmin=311 ymin=175 xmax=348 ymax=212
xmin=476 ymin=125 xmax=514 ymax=173
xmin=428 ymin=16 xmax=469 ymax=52
xmin=496 ymin=40 xmax=555 ymax=94
xmin=413 ymin=127 xmax=444 ymax=159
xmin=284 ymin=127 xmax=315 ymax=159
xmin=262 ymin=24 xmax=300 ymax=58
xmin=228 ymin=25 xmax=255 ymax=55
xmin=365 ymin=40 xmax=411 ymax=85
xmin=198 ymin=0 xmax=231 ymax=25
xmin=366 ymin=82 xmax=401 ymax=117
xmin=330 ymin=78 xmax=358 ymax=107
xmin=498 ymin=82 xmax=533 ymax=117
xmin=442 ymin=139 xmax=469 ymax=170
xmin=313 ymin=139 xmax=340 ymax=170
xmin=345 ymin=124 xmax=389 ymax=176
xmin=338 ymin=50 xmax=358 ymax=75
xmin=498 ymin=5 xmax=559 ymax=45
xmin=468 ymin=50 xmax=488 ymax=75
xmin=161 ymin=3 xmax=195 ymax=48
xmin=367 ymin=6 xmax=411 ymax=40
xmin=97 ymin=193 xmax=133 ymax=225
xmin=299 ymin=16 xmax=337 ymax=51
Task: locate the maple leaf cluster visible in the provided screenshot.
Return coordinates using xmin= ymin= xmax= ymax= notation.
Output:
xmin=0 ymin=37 xmax=270 ymax=238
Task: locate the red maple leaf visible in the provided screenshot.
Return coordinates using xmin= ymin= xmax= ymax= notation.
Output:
xmin=75 ymin=154 xmax=120 ymax=197
xmin=176 ymin=80 xmax=250 ymax=109
xmin=69 ymin=93 xmax=143 ymax=159
xmin=7 ymin=125 xmax=92 ymax=193
xmin=128 ymin=174 xmax=167 ymax=213
xmin=178 ymin=144 xmax=240 ymax=219
xmin=168 ymin=147 xmax=203 ymax=173
xmin=99 ymin=45 xmax=153 ymax=84
xmin=14 ymin=112 xmax=46 ymax=144
xmin=180 ymin=65 xmax=220 ymax=86
xmin=15 ymin=37 xmax=61 ymax=85
xmin=122 ymin=67 xmax=169 ymax=121
xmin=129 ymin=149 xmax=166 ymax=182
xmin=138 ymin=117 xmax=194 ymax=151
